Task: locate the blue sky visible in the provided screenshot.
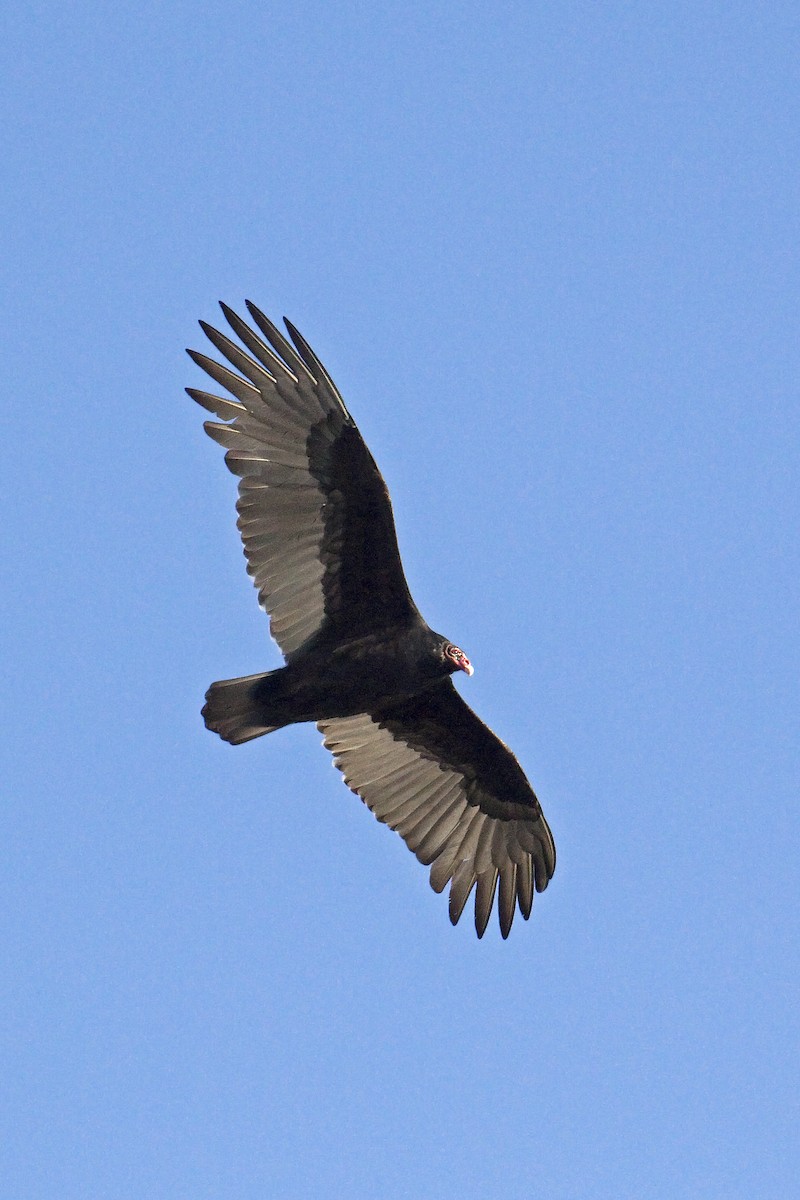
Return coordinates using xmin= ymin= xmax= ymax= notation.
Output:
xmin=3 ymin=3 xmax=798 ymax=1197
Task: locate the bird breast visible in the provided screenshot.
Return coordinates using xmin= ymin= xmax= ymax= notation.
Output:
xmin=283 ymin=630 xmax=442 ymax=720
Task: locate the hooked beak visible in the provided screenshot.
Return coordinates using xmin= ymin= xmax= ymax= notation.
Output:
xmin=459 ymin=657 xmax=474 ymax=677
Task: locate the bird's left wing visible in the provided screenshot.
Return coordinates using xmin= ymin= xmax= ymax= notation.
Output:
xmin=319 ymin=682 xmax=555 ymax=938
xmin=187 ymin=303 xmax=422 ymax=659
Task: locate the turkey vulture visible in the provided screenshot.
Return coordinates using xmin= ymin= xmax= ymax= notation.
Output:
xmin=187 ymin=302 xmax=555 ymax=938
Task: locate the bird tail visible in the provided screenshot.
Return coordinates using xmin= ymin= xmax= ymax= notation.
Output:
xmin=202 ymin=669 xmax=290 ymax=745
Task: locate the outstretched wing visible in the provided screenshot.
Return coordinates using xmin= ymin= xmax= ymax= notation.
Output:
xmin=319 ymin=682 xmax=555 ymax=938
xmin=187 ymin=303 xmax=422 ymax=659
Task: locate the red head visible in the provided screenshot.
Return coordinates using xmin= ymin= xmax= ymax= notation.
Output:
xmin=445 ymin=643 xmax=474 ymax=676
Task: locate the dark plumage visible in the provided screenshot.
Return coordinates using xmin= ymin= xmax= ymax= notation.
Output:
xmin=188 ymin=302 xmax=555 ymax=937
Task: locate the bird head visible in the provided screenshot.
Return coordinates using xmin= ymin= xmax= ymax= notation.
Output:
xmin=444 ymin=643 xmax=474 ymax=676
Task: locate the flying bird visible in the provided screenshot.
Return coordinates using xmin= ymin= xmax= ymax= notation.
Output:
xmin=187 ymin=302 xmax=555 ymax=937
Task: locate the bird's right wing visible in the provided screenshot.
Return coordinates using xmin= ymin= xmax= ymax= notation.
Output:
xmin=319 ymin=681 xmax=555 ymax=938
xmin=187 ymin=303 xmax=422 ymax=659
